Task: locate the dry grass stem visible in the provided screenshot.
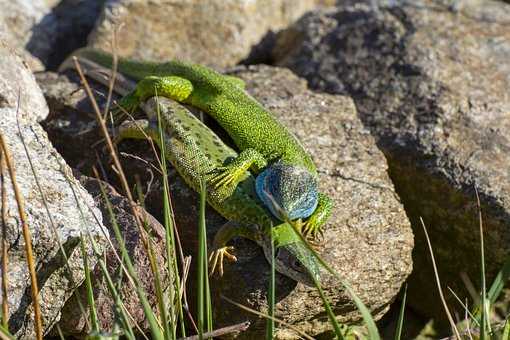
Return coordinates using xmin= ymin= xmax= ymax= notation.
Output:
xmin=420 ymin=217 xmax=461 ymax=339
xmin=178 ymin=321 xmax=250 ymax=340
xmin=1 ymin=153 xmax=8 ymax=328
xmin=221 ymin=295 xmax=315 ymax=340
xmin=0 ymin=133 xmax=43 ymax=340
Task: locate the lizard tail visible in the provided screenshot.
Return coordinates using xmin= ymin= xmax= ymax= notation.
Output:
xmin=59 ymin=48 xmax=159 ymax=81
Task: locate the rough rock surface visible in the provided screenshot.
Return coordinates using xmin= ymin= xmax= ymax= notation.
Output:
xmin=0 ymin=43 xmax=106 ymax=338
xmin=87 ymin=0 xmax=320 ymax=69
xmin=39 ymin=63 xmax=413 ymax=338
xmin=0 ymin=41 xmax=48 ymax=122
xmin=55 ymin=174 xmax=173 ymax=337
xmin=274 ymin=0 xmax=510 ymax=320
xmin=0 ymin=0 xmax=105 ymax=71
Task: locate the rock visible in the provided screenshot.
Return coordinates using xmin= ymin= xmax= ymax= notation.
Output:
xmin=36 ymin=70 xmax=109 ymax=170
xmin=0 ymin=41 xmax=48 ymax=122
xmin=55 ymin=174 xmax=173 ymax=337
xmin=87 ymin=0 xmax=320 ymax=69
xmin=274 ymin=0 xmax=510 ymax=321
xmin=0 ymin=0 xmax=106 ymax=71
xmin=40 ymin=62 xmax=413 ymax=338
xmin=0 ymin=43 xmax=106 ymax=339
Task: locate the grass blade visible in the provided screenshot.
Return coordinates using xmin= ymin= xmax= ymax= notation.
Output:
xmin=311 ymin=275 xmax=344 ymax=340
xmin=502 ymin=318 xmax=510 ymax=340
xmin=394 ymin=285 xmax=407 ymax=340
xmin=156 ymin=93 xmax=187 ymax=338
xmin=146 ymin=233 xmax=172 ymax=340
xmin=204 ymin=257 xmax=213 ymax=335
xmin=0 ymin=323 xmax=13 ymax=340
xmin=94 ymin=169 xmax=164 ymax=340
xmin=222 ymin=295 xmax=315 ymax=340
xmin=475 ymin=188 xmax=489 ymax=338
xmin=419 ymin=217 xmax=461 ymax=339
xmin=197 ymin=181 xmax=207 ymax=339
xmin=80 ymin=235 xmax=99 ymax=333
xmin=197 ymin=182 xmax=212 ymax=334
xmin=265 ymin=229 xmax=275 ymax=340
xmin=1 ymin=155 xmax=8 ymax=330
xmin=286 ymin=223 xmax=380 ymax=339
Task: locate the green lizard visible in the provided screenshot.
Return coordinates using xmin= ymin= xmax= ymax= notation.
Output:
xmin=63 ymin=49 xmax=333 ymax=238
xmin=68 ymin=59 xmax=321 ymax=283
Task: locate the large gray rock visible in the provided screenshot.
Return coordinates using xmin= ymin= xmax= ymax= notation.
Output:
xmin=0 ymin=0 xmax=106 ymax=70
xmin=0 ymin=43 xmax=107 ymax=338
xmin=87 ymin=0 xmax=321 ymax=69
xmin=40 ymin=63 xmax=413 ymax=338
xmin=0 ymin=0 xmax=57 ymax=70
xmin=213 ymin=65 xmax=413 ymax=338
xmin=275 ymin=0 xmax=510 ymax=321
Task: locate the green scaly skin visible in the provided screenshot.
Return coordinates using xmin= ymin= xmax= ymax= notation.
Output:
xmin=62 ymin=49 xmax=333 ymax=238
xmin=122 ymin=97 xmax=321 ymax=283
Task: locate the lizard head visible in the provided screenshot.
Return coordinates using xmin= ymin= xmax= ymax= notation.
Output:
xmin=255 ymin=163 xmax=318 ymax=222
xmin=263 ymin=223 xmax=321 ymax=285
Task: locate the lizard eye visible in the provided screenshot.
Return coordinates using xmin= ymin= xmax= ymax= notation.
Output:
xmin=290 ymin=259 xmax=304 ymax=273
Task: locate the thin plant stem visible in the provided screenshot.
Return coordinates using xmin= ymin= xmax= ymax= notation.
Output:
xmin=0 ymin=133 xmax=43 ymax=340
xmin=221 ymin=295 xmax=315 ymax=340
xmin=475 ymin=187 xmax=489 ymax=338
xmin=1 ymin=154 xmax=8 ymax=329
xmin=419 ymin=217 xmax=461 ymax=339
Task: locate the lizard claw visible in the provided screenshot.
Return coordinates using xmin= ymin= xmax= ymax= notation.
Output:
xmin=209 ymin=165 xmax=245 ymax=190
xmin=301 ymin=217 xmax=324 ymax=240
xmin=292 ymin=219 xmax=323 ymax=250
xmin=208 ymin=246 xmax=237 ymax=277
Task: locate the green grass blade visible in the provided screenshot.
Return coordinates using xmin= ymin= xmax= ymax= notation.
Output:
xmin=487 ymin=263 xmax=510 ymax=306
xmin=147 ymin=235 xmax=172 ymax=340
xmin=55 ymin=324 xmax=65 ymax=340
xmin=197 ymin=180 xmax=207 ymax=339
xmin=132 ymin=158 xmax=171 ymax=339
xmin=98 ymin=180 xmax=164 ymax=340
xmin=157 ymin=94 xmax=185 ymax=338
xmin=265 ymin=230 xmax=275 ymax=340
xmin=394 ymin=285 xmax=407 ymax=340
xmin=205 ymin=265 xmax=213 ymax=334
xmin=0 ymin=323 xmax=14 ymax=340
xmin=80 ymin=235 xmax=99 ymax=333
xmin=476 ymin=188 xmax=489 ymax=338
xmin=98 ymin=260 xmax=136 ymax=340
xmin=198 ymin=182 xmax=213 ymax=334
xmin=502 ymin=318 xmax=510 ymax=340
xmin=287 ymin=223 xmax=380 ymax=339
xmin=310 ymin=274 xmax=344 ymax=340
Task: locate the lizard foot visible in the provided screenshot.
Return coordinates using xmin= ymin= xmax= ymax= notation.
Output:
xmin=209 ymin=165 xmax=246 ymax=190
xmin=293 ymin=218 xmax=324 ymax=242
xmin=208 ymin=246 xmax=237 ymax=277
xmin=301 ymin=216 xmax=325 ymax=240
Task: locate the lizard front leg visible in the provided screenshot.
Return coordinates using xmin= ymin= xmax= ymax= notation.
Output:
xmin=113 ymin=118 xmax=160 ymax=147
xmin=300 ymin=193 xmax=333 ymax=238
xmin=113 ymin=75 xmax=193 ymax=121
xmin=208 ymin=221 xmax=261 ymax=277
xmin=209 ymin=148 xmax=267 ymax=190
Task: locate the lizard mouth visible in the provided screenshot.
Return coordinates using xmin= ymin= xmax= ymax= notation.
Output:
xmin=272 ymin=244 xmax=321 ymax=286
xmin=255 ymin=163 xmax=319 ymax=222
